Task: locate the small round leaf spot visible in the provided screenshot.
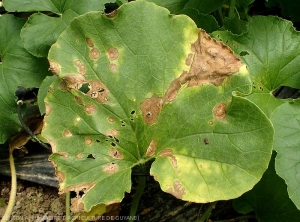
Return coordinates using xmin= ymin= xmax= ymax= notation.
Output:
xmin=109 ymin=148 xmax=123 ymax=159
xmin=213 ymin=103 xmax=226 ymax=120
xmin=103 ymin=162 xmax=119 ymax=173
xmin=74 ymin=60 xmax=86 ymax=75
xmin=89 ymin=48 xmax=100 ymax=59
xmin=75 ymin=96 xmax=83 ymax=105
xmin=86 ymin=38 xmax=94 ymax=48
xmin=63 ymin=129 xmax=72 ymax=137
xmin=85 ymin=136 xmax=92 ymax=145
xmin=84 ymin=104 xmax=97 ymax=114
xmin=106 ymin=129 xmax=119 ymax=137
xmin=109 ymin=64 xmax=117 ymax=72
xmin=140 ymin=95 xmax=163 ymax=125
xmin=107 ymin=48 xmax=119 ymax=60
xmin=108 ymin=117 xmax=115 ymax=123
xmin=76 ymin=153 xmax=83 ymax=159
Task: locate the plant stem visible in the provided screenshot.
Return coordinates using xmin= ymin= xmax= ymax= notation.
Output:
xmin=195 ymin=202 xmax=217 ymax=222
xmin=1 ymin=148 xmax=17 ymax=222
xmin=229 ymin=0 xmax=236 ymax=18
xmin=17 ymin=100 xmax=50 ymax=150
xmin=65 ymin=192 xmax=71 ymax=222
xmin=129 ymin=176 xmax=146 ymax=222
xmin=217 ymin=8 xmax=224 ymax=26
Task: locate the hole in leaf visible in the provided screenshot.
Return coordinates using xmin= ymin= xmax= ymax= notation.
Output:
xmin=111 ymin=142 xmax=116 ymax=147
xmin=79 ymin=83 xmax=90 ymax=94
xmin=114 ymin=137 xmax=120 ymax=143
xmin=239 ymin=51 xmax=249 ymax=56
xmin=131 ymin=110 xmax=135 ymax=115
xmin=204 ymin=138 xmax=209 ymax=145
xmin=87 ymin=154 xmax=95 ymax=159
xmin=130 ymin=118 xmax=134 ymax=121
xmin=96 ymin=139 xmax=101 ymax=143
xmin=104 ymin=2 xmax=119 ymax=14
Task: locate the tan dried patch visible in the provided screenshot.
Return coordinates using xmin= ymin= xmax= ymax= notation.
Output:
xmin=59 ymin=81 xmax=69 ymax=91
xmin=187 ymin=30 xmax=242 ymax=86
xmin=46 ymin=138 xmax=57 ymax=152
xmin=146 ymin=140 xmax=157 ymax=157
xmin=159 ymin=149 xmax=177 ymax=168
xmin=140 ymin=95 xmax=163 ymax=125
xmin=109 ymin=64 xmax=118 ymax=72
xmin=84 ymin=104 xmax=97 ymax=114
xmin=109 ymin=148 xmax=123 ymax=159
xmin=106 ymin=129 xmax=119 ymax=137
xmin=45 ymin=103 xmax=52 ymax=116
xmin=75 ymin=96 xmax=83 ymax=105
xmin=85 ymin=136 xmax=92 ymax=145
xmin=56 ymin=171 xmax=65 ymax=183
xmin=163 ymin=79 xmax=181 ymax=102
xmin=74 ymin=60 xmax=86 ymax=75
xmin=166 ymin=180 xmax=185 ymax=199
xmin=63 ymin=129 xmax=72 ymax=137
xmin=106 ymin=9 xmax=118 ymax=18
xmin=103 ymin=162 xmax=119 ymax=174
xmin=185 ymin=53 xmax=193 ymax=66
xmin=90 ymin=48 xmax=100 ymax=59
xmin=87 ymin=80 xmax=109 ymax=102
xmin=107 ymin=48 xmax=119 ymax=60
xmin=48 ymin=60 xmax=61 ymax=75
xmin=57 ymin=151 xmax=68 ymax=159
xmin=71 ymin=197 xmax=85 ymax=213
xmin=63 ymin=74 xmax=87 ymax=90
xmin=213 ymin=103 xmax=226 ymax=120
xmin=86 ymin=38 xmax=94 ymax=48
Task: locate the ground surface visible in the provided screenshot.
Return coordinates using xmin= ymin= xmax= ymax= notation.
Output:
xmin=0 ymin=177 xmax=66 ymax=222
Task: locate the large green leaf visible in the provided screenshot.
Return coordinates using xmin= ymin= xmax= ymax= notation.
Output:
xmin=271 ymin=100 xmax=300 ymax=209
xmin=3 ymin=0 xmax=111 ymax=57
xmin=213 ymin=16 xmax=300 ymax=116
xmin=0 ymin=15 xmax=50 ymax=144
xmin=43 ymin=1 xmax=273 ymax=211
xmin=233 ymin=152 xmax=300 ymax=221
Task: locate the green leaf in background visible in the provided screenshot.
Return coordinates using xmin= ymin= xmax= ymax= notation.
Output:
xmin=178 ymin=8 xmax=219 ymax=32
xmin=43 ymin=1 xmax=273 ymax=211
xmin=213 ymin=16 xmax=300 ymax=116
xmin=271 ymin=100 xmax=300 ymax=209
xmin=3 ymin=0 xmax=111 ymax=57
xmin=37 ymin=75 xmax=58 ymax=115
xmin=233 ymin=152 xmax=300 ymax=221
xmin=265 ymin=0 xmax=300 ymax=22
xmin=146 ymin=0 xmax=225 ymax=14
xmin=223 ymin=14 xmax=247 ymax=35
xmin=0 ymin=15 xmax=50 ymax=144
